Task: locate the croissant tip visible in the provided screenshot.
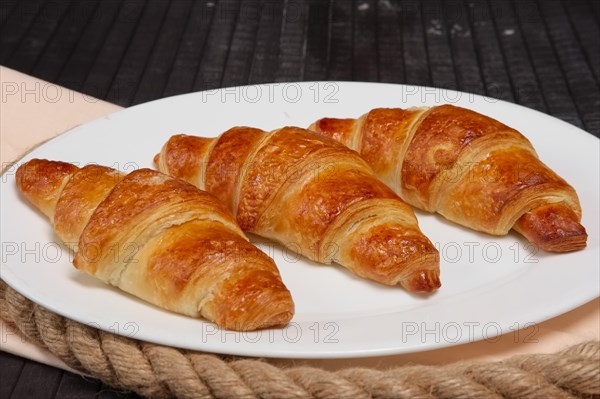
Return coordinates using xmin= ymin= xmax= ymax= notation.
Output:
xmin=537 ymin=232 xmax=588 ymax=252
xmin=515 ymin=203 xmax=588 ymax=253
xmin=255 ymin=299 xmax=295 ymax=330
xmin=219 ymin=309 xmax=295 ymax=332
xmin=15 ymin=159 xmax=79 ymax=216
xmin=400 ymin=269 xmax=441 ymax=293
xmin=253 ymin=310 xmax=295 ymax=331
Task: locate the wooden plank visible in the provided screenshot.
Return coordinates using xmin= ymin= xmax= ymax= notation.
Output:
xmin=563 ymin=0 xmax=600 ymax=83
xmin=4 ymin=0 xmax=71 ymax=73
xmin=96 ymin=383 xmax=141 ymax=399
xmin=55 ymin=0 xmax=122 ymax=92
xmin=0 ymin=0 xmax=45 ymax=63
xmin=0 ymin=352 xmax=25 ymax=399
xmin=54 ymin=372 xmax=101 ymax=399
xmin=589 ymin=0 xmax=600 ymax=22
xmin=133 ymin=0 xmax=194 ymax=104
xmin=540 ymin=0 xmax=599 ymax=133
xmin=0 ymin=0 xmax=18 ymax=27
xmin=303 ymin=0 xmax=331 ymax=81
xmin=467 ymin=0 xmax=514 ymax=102
xmin=221 ymin=0 xmax=263 ymax=87
xmin=353 ymin=0 xmax=378 ymax=81
xmin=422 ymin=0 xmax=456 ymax=90
xmin=162 ymin=0 xmax=215 ymax=97
xmin=376 ymin=0 xmax=404 ymax=83
xmin=10 ymin=361 xmax=62 ymax=399
xmin=247 ymin=0 xmax=285 ymax=84
xmin=514 ymin=0 xmax=583 ymax=129
xmin=193 ymin=0 xmax=241 ymax=91
xmin=82 ymin=0 xmax=146 ymax=102
xmin=328 ymin=0 xmax=353 ymax=80
xmin=275 ymin=0 xmax=307 ymax=82
xmin=400 ymin=0 xmax=430 ymax=87
xmin=488 ymin=0 xmax=547 ymax=112
xmin=31 ymin=0 xmax=100 ymax=83
xmin=441 ymin=0 xmax=484 ymax=95
xmin=106 ymin=0 xmax=170 ymax=106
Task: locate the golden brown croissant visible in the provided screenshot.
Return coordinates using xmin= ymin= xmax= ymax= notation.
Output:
xmin=155 ymin=126 xmax=440 ymax=292
xmin=309 ymin=105 xmax=587 ymax=252
xmin=16 ymin=159 xmax=294 ymax=331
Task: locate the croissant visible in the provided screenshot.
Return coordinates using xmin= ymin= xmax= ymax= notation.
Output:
xmin=309 ymin=105 xmax=587 ymax=252
xmin=15 ymin=159 xmax=294 ymax=331
xmin=155 ymin=126 xmax=440 ymax=292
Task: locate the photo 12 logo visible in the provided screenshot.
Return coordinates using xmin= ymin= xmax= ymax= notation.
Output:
xmin=400 ymin=321 xmax=539 ymax=344
xmin=434 ymin=241 xmax=539 ymax=264
xmin=2 ymin=161 xmax=140 ymax=184
xmin=201 ymin=321 xmax=340 ymax=345
xmin=1 ymin=81 xmax=100 ymax=104
xmin=1 ymin=241 xmax=141 ymax=265
xmin=199 ymin=82 xmax=340 ymax=104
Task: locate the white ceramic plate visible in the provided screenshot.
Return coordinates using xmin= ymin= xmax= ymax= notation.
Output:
xmin=1 ymin=82 xmax=598 ymax=359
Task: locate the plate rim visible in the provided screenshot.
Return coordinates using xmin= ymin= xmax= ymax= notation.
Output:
xmin=1 ymin=81 xmax=598 ymax=359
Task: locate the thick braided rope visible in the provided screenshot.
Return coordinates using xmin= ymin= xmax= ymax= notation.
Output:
xmin=1 ymin=280 xmax=598 ymax=399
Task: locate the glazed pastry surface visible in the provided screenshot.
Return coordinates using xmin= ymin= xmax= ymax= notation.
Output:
xmin=156 ymin=127 xmax=440 ymax=292
xmin=309 ymin=105 xmax=586 ymax=252
xmin=16 ymin=159 xmax=294 ymax=331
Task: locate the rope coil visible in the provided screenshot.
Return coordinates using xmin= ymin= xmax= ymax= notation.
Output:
xmin=1 ymin=280 xmax=598 ymax=399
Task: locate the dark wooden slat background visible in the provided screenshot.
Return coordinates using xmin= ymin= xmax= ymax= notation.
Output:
xmin=1 ymin=0 xmax=598 ymax=134
xmin=0 ymin=0 xmax=598 ymax=397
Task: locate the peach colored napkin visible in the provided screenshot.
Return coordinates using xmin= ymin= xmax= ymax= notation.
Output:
xmin=1 ymin=66 xmax=598 ymax=372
